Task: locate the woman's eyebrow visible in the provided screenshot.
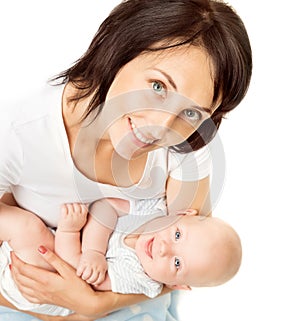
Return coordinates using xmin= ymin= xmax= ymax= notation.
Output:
xmin=152 ymin=68 xmax=177 ymax=91
xmin=151 ymin=67 xmax=212 ymax=115
xmin=192 ymin=105 xmax=212 ymax=115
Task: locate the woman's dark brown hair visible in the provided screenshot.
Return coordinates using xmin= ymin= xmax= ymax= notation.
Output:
xmin=53 ymin=0 xmax=252 ymax=152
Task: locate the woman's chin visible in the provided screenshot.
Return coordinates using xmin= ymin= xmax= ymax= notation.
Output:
xmin=113 ymin=137 xmax=152 ymax=160
xmin=114 ymin=144 xmax=142 ymax=160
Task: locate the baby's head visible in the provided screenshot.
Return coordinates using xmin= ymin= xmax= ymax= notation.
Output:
xmin=135 ymin=212 xmax=242 ymax=290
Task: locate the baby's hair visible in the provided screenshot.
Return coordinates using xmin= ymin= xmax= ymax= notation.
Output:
xmin=189 ymin=215 xmax=242 ymax=287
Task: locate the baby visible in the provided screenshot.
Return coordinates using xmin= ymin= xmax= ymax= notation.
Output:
xmin=0 ymin=199 xmax=242 ymax=315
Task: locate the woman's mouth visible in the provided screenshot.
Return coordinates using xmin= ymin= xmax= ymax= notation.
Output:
xmin=129 ymin=118 xmax=156 ymax=145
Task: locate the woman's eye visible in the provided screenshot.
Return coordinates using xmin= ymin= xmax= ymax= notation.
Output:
xmin=182 ymin=109 xmax=201 ymax=122
xmin=175 ymin=230 xmax=181 ymax=240
xmin=174 ymin=257 xmax=181 ymax=269
xmin=152 ymin=81 xmax=166 ymax=97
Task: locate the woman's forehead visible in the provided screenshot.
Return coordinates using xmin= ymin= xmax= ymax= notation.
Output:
xmin=139 ymin=44 xmax=210 ymax=67
xmin=128 ymin=46 xmax=215 ymax=110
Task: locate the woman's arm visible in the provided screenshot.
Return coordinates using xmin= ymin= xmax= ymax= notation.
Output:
xmin=10 ymin=249 xmax=171 ymax=318
xmin=166 ymin=176 xmax=211 ymax=216
xmin=0 ymin=295 xmax=95 ymax=321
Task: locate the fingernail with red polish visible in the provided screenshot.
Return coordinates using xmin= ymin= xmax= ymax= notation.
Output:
xmin=9 ymin=264 xmax=12 ymax=270
xmin=38 ymin=245 xmax=47 ymax=254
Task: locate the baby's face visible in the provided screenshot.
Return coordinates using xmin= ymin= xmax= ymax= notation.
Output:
xmin=135 ymin=215 xmax=217 ymax=287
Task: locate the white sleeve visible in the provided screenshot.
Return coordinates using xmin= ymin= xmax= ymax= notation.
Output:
xmin=168 ymin=146 xmax=211 ymax=182
xmin=0 ymin=126 xmax=23 ymax=198
xmin=129 ymin=198 xmax=167 ymax=216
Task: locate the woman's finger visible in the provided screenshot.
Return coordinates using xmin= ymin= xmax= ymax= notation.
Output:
xmin=12 ymin=273 xmax=39 ymax=295
xmin=11 ymin=251 xmax=55 ymax=284
xmin=10 ymin=257 xmax=52 ymax=303
xmin=36 ymin=246 xmax=76 ymax=277
xmin=10 ymin=249 xmax=99 ymax=315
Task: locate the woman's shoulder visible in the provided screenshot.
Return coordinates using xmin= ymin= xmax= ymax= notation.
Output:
xmin=167 ymin=146 xmax=212 ymax=181
xmin=1 ymin=83 xmax=64 ymax=128
xmin=147 ymin=146 xmax=211 ymax=179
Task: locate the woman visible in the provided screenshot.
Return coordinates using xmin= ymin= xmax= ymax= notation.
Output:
xmin=0 ymin=0 xmax=252 ymax=320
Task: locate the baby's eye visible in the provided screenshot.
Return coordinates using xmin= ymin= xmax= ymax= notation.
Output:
xmin=175 ymin=230 xmax=181 ymax=241
xmin=174 ymin=257 xmax=181 ymax=269
xmin=152 ymin=81 xmax=167 ymax=97
xmin=182 ymin=109 xmax=201 ymax=122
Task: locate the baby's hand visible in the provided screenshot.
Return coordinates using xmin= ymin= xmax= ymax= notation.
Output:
xmin=76 ymin=250 xmax=107 ymax=285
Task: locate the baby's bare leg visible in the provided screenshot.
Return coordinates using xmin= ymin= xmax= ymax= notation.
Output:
xmin=55 ymin=203 xmax=88 ymax=269
xmin=0 ymin=203 xmax=54 ymax=271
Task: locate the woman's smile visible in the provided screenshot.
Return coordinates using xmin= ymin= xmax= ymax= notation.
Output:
xmin=128 ymin=118 xmax=157 ymax=146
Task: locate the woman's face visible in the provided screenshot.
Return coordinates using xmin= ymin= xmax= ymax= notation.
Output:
xmin=102 ymin=45 xmax=215 ymax=159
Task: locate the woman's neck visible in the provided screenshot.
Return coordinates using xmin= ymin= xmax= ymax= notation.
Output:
xmin=62 ymin=82 xmax=148 ymax=186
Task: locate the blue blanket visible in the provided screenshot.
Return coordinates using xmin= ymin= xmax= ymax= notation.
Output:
xmin=0 ymin=291 xmax=181 ymax=321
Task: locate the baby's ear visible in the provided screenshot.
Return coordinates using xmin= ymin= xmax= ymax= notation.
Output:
xmin=166 ymin=284 xmax=192 ymax=291
xmin=176 ymin=209 xmax=198 ymax=216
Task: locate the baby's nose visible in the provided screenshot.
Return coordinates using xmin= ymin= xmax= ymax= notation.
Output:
xmin=159 ymin=240 xmax=171 ymax=257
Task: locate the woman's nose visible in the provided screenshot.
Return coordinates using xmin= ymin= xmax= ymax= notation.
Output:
xmin=144 ymin=110 xmax=177 ymax=140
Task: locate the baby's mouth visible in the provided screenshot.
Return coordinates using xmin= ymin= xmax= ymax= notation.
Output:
xmin=145 ymin=237 xmax=154 ymax=259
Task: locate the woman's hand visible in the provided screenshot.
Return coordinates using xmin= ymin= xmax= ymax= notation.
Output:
xmin=10 ymin=245 xmax=159 ymax=318
xmin=10 ymin=246 xmax=106 ymax=317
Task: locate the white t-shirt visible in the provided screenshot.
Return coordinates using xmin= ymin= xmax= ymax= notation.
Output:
xmin=0 ymin=84 xmax=211 ymax=227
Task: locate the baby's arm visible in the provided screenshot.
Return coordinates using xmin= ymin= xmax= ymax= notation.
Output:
xmin=55 ymin=203 xmax=88 ymax=269
xmin=0 ymin=202 xmax=55 ymax=271
xmin=78 ymin=198 xmax=128 ymax=285
xmin=77 ymin=215 xmax=110 ymax=285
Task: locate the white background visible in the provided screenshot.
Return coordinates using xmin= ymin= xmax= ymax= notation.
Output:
xmin=0 ymin=1 xmax=299 ymax=320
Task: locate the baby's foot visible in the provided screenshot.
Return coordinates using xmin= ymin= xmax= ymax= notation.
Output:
xmin=58 ymin=203 xmax=88 ymax=233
